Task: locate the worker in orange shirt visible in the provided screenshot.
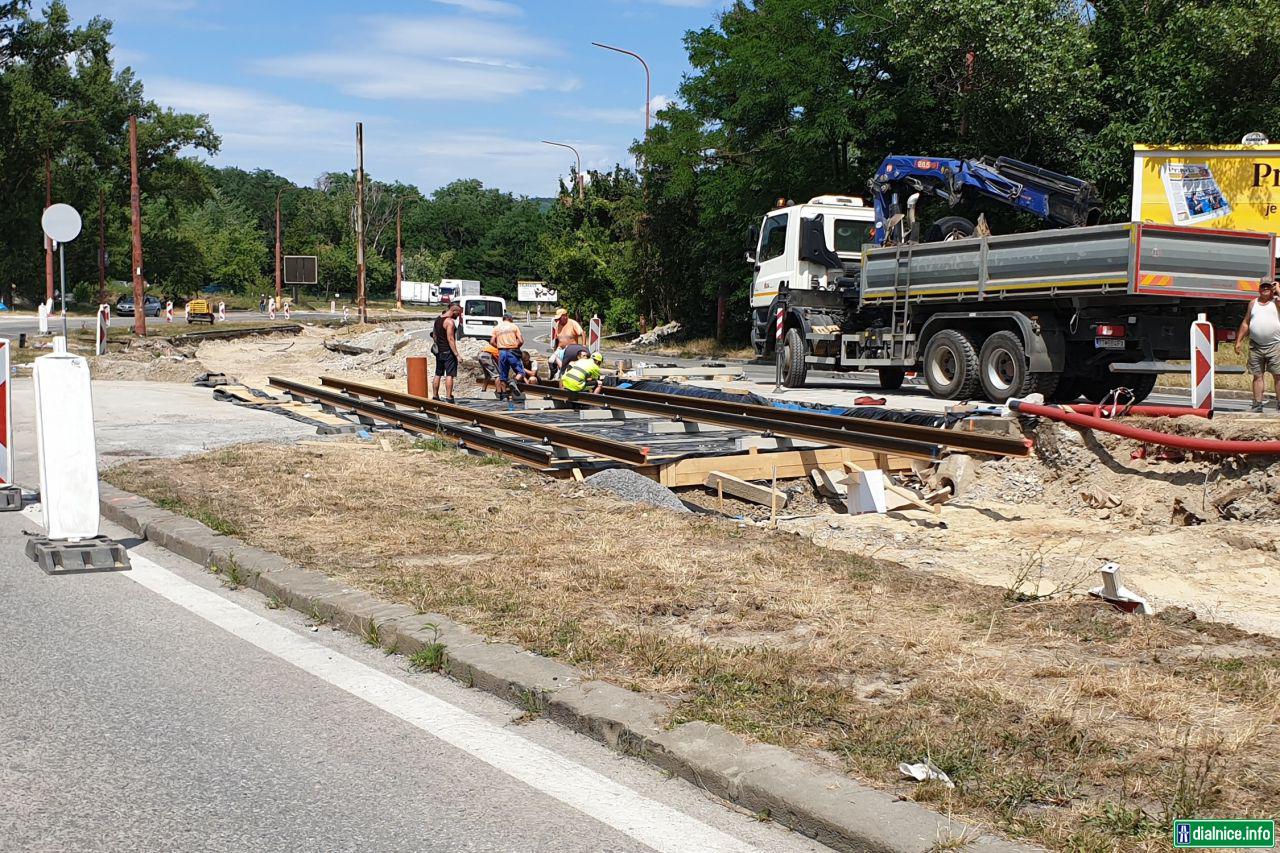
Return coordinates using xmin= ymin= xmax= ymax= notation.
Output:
xmin=477 ymin=342 xmax=502 ymax=396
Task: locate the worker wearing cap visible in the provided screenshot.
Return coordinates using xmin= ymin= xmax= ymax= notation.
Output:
xmin=551 ymin=308 xmax=585 ymax=375
xmin=1236 ymin=279 xmax=1280 ymax=412
xmin=561 ymin=350 xmax=604 ymax=394
xmin=490 ymin=311 xmax=527 ymax=395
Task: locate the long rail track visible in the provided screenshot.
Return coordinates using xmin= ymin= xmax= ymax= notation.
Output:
xmin=272 ymin=376 xmax=649 ymax=465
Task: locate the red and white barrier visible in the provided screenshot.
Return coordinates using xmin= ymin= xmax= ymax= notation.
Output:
xmin=330 ymin=299 xmax=336 ymax=315
xmin=1190 ymin=313 xmax=1214 ymax=411
xmin=0 ymin=338 xmax=14 ymax=497
xmin=342 ymin=306 xmax=350 ymax=323
xmin=589 ymin=315 xmax=602 ymax=354
xmin=217 ymin=301 xmax=226 ymax=321
xmin=37 ymin=303 xmax=49 ymax=336
xmin=268 ymin=301 xmax=276 ymax=320
xmin=775 ymin=304 xmax=785 ymax=345
xmin=283 ymin=302 xmax=291 ymax=320
xmin=165 ymin=300 xmax=174 ymax=323
xmin=95 ymin=304 xmax=111 ymax=356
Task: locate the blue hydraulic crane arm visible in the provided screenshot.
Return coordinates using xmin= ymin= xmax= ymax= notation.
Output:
xmin=869 ymin=154 xmax=1101 ymax=245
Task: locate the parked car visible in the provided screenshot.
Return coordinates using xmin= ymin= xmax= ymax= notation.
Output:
xmin=116 ymin=294 xmax=163 ymax=317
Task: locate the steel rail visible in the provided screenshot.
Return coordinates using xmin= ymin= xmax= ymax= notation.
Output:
xmin=268 ymin=377 xmax=555 ymax=467
xmin=519 ymin=383 xmax=944 ymax=461
xmin=317 ymin=376 xmax=651 ymax=465
xmin=596 ymin=385 xmax=1029 ymax=457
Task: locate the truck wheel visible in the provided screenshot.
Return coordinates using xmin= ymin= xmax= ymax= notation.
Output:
xmin=781 ymin=327 xmax=808 ymax=387
xmin=877 ymin=367 xmax=905 ymax=390
xmin=977 ymin=331 xmax=1056 ymax=402
xmin=924 ymin=216 xmax=976 ymax=242
xmin=1083 ymin=373 xmax=1157 ymax=405
xmin=923 ymin=330 xmax=979 ymax=400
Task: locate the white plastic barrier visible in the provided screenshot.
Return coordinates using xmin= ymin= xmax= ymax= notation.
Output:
xmin=217 ymin=301 xmax=226 ymax=321
xmin=34 ymin=348 xmax=100 ymax=540
xmin=589 ymin=315 xmax=602 ymax=354
xmin=1191 ymin=312 xmax=1214 ymax=410
xmin=95 ymin=304 xmax=111 ymax=356
xmin=37 ymin=303 xmax=49 ymax=335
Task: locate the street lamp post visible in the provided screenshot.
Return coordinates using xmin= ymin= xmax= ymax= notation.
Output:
xmin=591 ymin=41 xmax=651 ymax=152
xmin=542 ymin=140 xmax=584 ymax=201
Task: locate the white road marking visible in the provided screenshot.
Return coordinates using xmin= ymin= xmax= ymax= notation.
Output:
xmin=120 ymin=550 xmax=758 ymax=853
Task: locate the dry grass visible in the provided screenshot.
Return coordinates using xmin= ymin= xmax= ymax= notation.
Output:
xmin=107 ymin=441 xmax=1280 ymax=851
xmin=626 ymin=336 xmax=758 ymax=361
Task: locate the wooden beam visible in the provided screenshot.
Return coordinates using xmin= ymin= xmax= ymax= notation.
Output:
xmin=705 ymin=471 xmax=789 ymax=508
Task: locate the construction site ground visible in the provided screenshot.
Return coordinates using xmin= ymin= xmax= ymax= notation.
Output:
xmin=55 ymin=318 xmax=1280 ymax=851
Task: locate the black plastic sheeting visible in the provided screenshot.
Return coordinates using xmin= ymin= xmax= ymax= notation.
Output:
xmin=615 ymin=380 xmax=947 ymax=428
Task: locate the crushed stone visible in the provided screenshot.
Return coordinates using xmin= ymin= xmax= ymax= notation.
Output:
xmin=584 ymin=468 xmax=690 ymax=513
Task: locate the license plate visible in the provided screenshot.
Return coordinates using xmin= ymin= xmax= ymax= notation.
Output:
xmin=1094 ymin=337 xmax=1126 ymax=350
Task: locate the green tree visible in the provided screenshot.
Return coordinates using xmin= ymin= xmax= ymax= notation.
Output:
xmin=0 ymin=1 xmax=217 ymax=303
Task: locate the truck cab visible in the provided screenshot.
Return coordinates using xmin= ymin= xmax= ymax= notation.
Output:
xmin=749 ymin=195 xmax=875 ymax=358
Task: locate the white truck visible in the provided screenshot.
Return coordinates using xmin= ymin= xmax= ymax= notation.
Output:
xmin=749 ymin=195 xmax=1275 ymax=403
xmin=401 ymin=281 xmax=441 ymax=303
xmin=439 ymin=279 xmax=481 ymax=304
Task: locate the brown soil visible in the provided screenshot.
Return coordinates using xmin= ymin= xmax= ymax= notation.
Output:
xmin=107 ymin=439 xmax=1280 ymax=852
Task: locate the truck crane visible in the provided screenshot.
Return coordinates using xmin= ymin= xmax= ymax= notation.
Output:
xmin=748 ymin=155 xmax=1274 ymax=403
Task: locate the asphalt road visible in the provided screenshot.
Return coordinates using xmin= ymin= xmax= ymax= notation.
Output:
xmin=0 ymin=511 xmax=826 ymax=853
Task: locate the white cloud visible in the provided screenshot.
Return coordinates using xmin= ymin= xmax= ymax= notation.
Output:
xmin=257 ymin=15 xmax=565 ymax=103
xmin=431 ymin=0 xmax=525 ymax=15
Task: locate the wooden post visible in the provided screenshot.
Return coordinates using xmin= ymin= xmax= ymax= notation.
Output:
xmin=129 ymin=115 xmax=146 ymax=336
xmin=769 ymin=466 xmax=779 ymax=528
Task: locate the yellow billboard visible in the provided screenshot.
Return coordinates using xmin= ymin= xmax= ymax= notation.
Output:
xmin=1133 ymin=144 xmax=1280 ymax=254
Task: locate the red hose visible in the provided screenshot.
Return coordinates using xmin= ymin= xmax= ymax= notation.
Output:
xmin=1010 ymin=399 xmax=1280 ymax=455
xmin=1065 ymin=403 xmax=1213 ymax=419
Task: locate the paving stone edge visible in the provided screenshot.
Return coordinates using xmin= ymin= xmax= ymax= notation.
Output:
xmin=100 ymin=481 xmax=1034 ymax=853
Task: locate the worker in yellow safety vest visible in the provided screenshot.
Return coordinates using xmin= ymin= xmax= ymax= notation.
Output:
xmin=560 ymin=351 xmax=604 ymax=393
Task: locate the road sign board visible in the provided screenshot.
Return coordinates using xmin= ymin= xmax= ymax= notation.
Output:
xmin=284 ymin=255 xmax=318 ymax=285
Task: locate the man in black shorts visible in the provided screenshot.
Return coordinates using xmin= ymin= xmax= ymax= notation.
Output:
xmin=431 ymin=303 xmax=463 ymax=402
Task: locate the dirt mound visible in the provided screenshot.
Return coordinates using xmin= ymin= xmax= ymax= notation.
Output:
xmin=90 ymin=336 xmax=205 ymax=383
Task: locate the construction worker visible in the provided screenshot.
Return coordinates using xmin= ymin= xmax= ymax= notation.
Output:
xmin=550 ymin=308 xmax=585 ymax=375
xmin=1236 ymin=278 xmax=1280 ymax=412
xmin=431 ymin=303 xmax=463 ymax=403
xmin=477 ymin=342 xmax=501 ymax=396
xmin=491 ymin=311 xmax=527 ymax=398
xmin=561 ymin=350 xmax=604 ymax=394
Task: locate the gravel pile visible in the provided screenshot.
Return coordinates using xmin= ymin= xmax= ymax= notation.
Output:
xmin=584 ymin=468 xmax=690 ymax=513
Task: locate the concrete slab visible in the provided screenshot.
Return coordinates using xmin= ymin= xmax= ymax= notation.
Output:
xmin=646 ymin=420 xmax=731 ymax=434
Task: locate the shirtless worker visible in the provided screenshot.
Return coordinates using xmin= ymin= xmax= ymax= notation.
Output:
xmin=490 ymin=312 xmax=528 ymax=399
xmin=430 ymin=302 xmax=463 ymax=403
xmin=550 ymin=308 xmax=585 ymax=376
xmin=1235 ymin=279 xmax=1280 ymax=413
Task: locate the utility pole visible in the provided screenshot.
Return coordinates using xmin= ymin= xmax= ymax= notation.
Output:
xmin=355 ymin=121 xmax=367 ymax=323
xmin=274 ymin=187 xmax=286 ymax=310
xmin=395 ymin=198 xmax=403 ymax=309
xmin=97 ymin=188 xmax=107 ymax=306
xmin=44 ymin=156 xmax=54 ymax=304
xmin=129 ymin=115 xmax=146 ymax=336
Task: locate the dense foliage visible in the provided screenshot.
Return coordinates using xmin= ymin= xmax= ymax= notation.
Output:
xmin=4 ymin=0 xmax=1278 ymax=337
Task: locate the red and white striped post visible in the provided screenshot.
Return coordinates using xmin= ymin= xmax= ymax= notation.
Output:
xmin=1190 ymin=312 xmax=1214 ymax=411
xmin=217 ymin=301 xmax=226 ymax=321
xmin=773 ymin=302 xmax=786 ymax=393
xmin=588 ymin=314 xmax=602 ymax=354
xmin=283 ymin=301 xmax=291 ymax=320
xmin=165 ymin=300 xmax=174 ymax=323
xmin=268 ymin=300 xmax=277 ymax=321
xmin=0 ymin=338 xmax=18 ymax=510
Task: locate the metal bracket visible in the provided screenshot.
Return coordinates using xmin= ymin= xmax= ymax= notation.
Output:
xmin=25 ymin=535 xmax=132 ymax=575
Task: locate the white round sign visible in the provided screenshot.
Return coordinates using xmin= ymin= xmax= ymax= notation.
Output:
xmin=1242 ymin=131 xmax=1270 ymax=146
xmin=41 ymin=203 xmax=82 ymax=243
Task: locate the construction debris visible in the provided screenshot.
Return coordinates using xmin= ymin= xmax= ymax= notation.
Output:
xmin=705 ymin=471 xmax=790 ymax=508
xmin=584 ymin=469 xmax=689 ymax=513
xmin=1088 ymin=562 xmax=1150 ymax=614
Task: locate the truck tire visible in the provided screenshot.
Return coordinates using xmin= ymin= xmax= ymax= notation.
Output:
xmin=976 ymin=330 xmax=1058 ymax=402
xmin=877 ymin=367 xmax=905 ymax=390
xmin=924 ymin=216 xmax=976 ymax=242
xmin=923 ymin=330 xmax=979 ymax=400
xmin=781 ymin=327 xmax=808 ymax=388
xmin=1082 ymin=373 xmax=1157 ymax=405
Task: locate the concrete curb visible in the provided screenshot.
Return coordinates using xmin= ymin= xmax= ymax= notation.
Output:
xmin=100 ymin=482 xmax=1033 ymax=853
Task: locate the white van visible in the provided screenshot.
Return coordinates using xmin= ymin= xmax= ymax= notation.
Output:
xmin=460 ymin=295 xmax=506 ymax=339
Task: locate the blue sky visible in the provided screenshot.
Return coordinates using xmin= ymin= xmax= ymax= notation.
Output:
xmin=72 ymin=0 xmax=728 ymax=196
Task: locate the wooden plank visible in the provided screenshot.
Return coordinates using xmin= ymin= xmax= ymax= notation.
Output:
xmin=659 ymin=447 xmax=910 ymax=488
xmin=705 ymin=471 xmax=789 ymax=508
